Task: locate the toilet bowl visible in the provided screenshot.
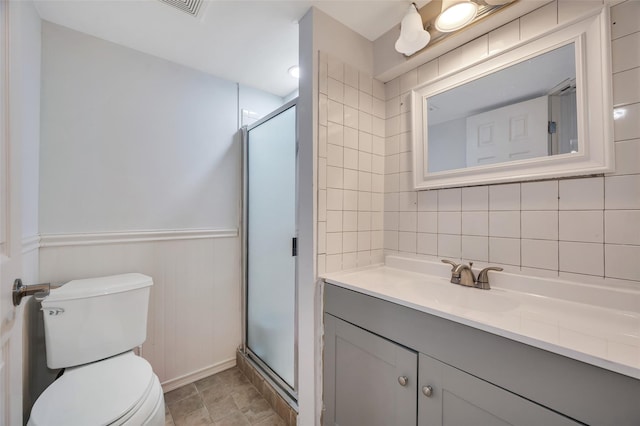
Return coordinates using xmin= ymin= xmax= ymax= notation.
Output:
xmin=28 ymin=274 xmax=165 ymax=425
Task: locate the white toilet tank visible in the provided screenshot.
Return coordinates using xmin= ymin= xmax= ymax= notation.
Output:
xmin=41 ymin=273 xmax=153 ymax=369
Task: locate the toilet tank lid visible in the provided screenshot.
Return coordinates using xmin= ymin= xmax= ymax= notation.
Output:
xmin=43 ymin=273 xmax=153 ymax=303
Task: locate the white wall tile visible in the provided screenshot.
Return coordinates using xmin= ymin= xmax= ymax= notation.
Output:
xmin=439 ymin=46 xmax=464 ymax=76
xmin=373 ymin=98 xmax=385 ymax=119
xmin=344 ymin=105 xmax=359 ymax=129
xmin=522 ymin=239 xmax=558 ymax=270
xmin=372 ymin=193 xmax=384 ymax=211
xmin=559 ymin=177 xmax=604 ymax=210
xmin=372 ymin=154 xmax=384 ymax=175
xmin=399 ymin=231 xmax=417 ymax=253
xmin=328 ymin=122 xmax=343 ymax=147
xmin=384 ymin=211 xmax=399 ymax=231
xmin=343 ymin=148 xmax=358 ymax=170
xmin=318 ymin=158 xmax=327 ymax=190
xmin=325 ymin=254 xmax=342 ymax=273
xmin=489 ymin=237 xmax=520 ymax=266
xmin=399 ymin=191 xmax=417 ymax=211
xmin=359 ymin=72 xmax=373 ymax=95
xmin=327 ymin=210 xmax=342 ymax=232
xmin=462 ymin=211 xmax=488 ymax=236
xmin=343 ymin=211 xmax=357 ymax=232
xmin=438 ymin=188 xmax=462 ymax=211
xmin=317 ymin=254 xmax=326 ymax=275
xmin=343 ymin=127 xmax=357 ymax=149
xmin=559 ymin=211 xmax=604 ymax=243
xmin=384 ymin=230 xmax=399 ymax=250
xmin=384 ymin=173 xmax=399 ymax=193
xmin=344 ymin=189 xmax=358 ymax=211
xmin=319 ymin=94 xmax=327 ymax=126
xmin=613 ymin=102 xmax=640 ymax=141
xmin=358 ymin=191 xmax=372 ymax=212
xmin=358 ymin=211 xmax=372 ymax=231
xmin=327 ymin=144 xmax=343 ymax=168
xmin=416 ymin=211 xmax=437 ymax=234
xmin=605 ymin=175 xmax=640 ymax=209
xmin=319 ymin=53 xmax=328 ymax=95
xmin=489 ymin=211 xmax=520 ymax=238
xmin=605 ymin=210 xmax=640 ymax=244
xmin=611 ymin=0 xmax=640 ymax=40
xmin=417 ymin=233 xmax=438 ymax=255
xmin=438 ymin=234 xmax=461 ymax=258
xmin=359 ymin=91 xmax=373 ymax=114
xmin=384 ymin=192 xmax=399 ymax=212
xmin=318 ymin=189 xmax=326 ymax=221
xmin=612 ymin=32 xmax=640 ymax=73
xmin=344 ymin=85 xmax=359 ymax=109
xmin=360 ymin=111 xmax=373 ymax=133
xmin=399 ymin=92 xmax=411 ymax=114
xmin=327 ymin=165 xmax=345 ymax=190
xmin=343 ymin=252 xmax=358 ymax=269
xmin=371 ymin=230 xmax=383 ymax=250
xmin=521 ymin=180 xmax=558 ymax=210
xmin=342 ymin=232 xmax=357 ymax=253
xmin=522 ymin=211 xmax=558 ymax=240
xmin=326 ymin=232 xmax=343 ymax=255
xmin=399 ymin=152 xmax=412 ymax=173
xmin=488 ymin=19 xmax=520 ymax=55
xmin=326 ymin=188 xmax=343 ymax=210
xmin=372 ymin=211 xmax=384 ymax=230
xmin=344 ymin=169 xmax=358 ymax=191
xmin=399 ymin=133 xmax=411 ymax=153
xmin=462 ymin=186 xmax=488 ymax=211
xmin=386 ymin=97 xmax=401 ymax=118
xmin=438 ymin=211 xmax=461 ymax=234
xmin=319 ymin=125 xmax=327 ymax=158
xmin=399 ymin=172 xmax=413 ymax=192
xmin=613 ymin=67 xmax=640 ymax=107
xmin=418 ymin=191 xmax=438 ymax=211
xmin=360 ymin=132 xmax=373 ymax=153
xmin=613 ymin=139 xmax=640 ymax=175
xmin=358 ymin=231 xmax=371 ymax=251
xmin=327 ymin=99 xmax=344 ymax=124
xmin=462 ymin=236 xmax=489 ymax=262
xmin=328 ymin=78 xmax=344 ymax=103
xmin=559 ymin=241 xmax=604 ymax=276
xmin=462 ymin=35 xmax=489 ymax=64
xmin=372 ymin=136 xmax=385 ymax=156
xmin=605 ymin=244 xmax=640 ymax=281
xmin=489 ymin=183 xmax=520 ymax=210
xmin=399 ymin=211 xmax=418 ymax=232
xmin=520 ymin=1 xmax=558 ymax=41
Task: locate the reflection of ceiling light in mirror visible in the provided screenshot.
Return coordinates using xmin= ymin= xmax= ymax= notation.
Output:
xmin=395 ymin=3 xmax=431 ymax=56
xmin=435 ymin=0 xmax=478 ymax=33
xmin=613 ymin=108 xmax=626 ymax=120
xmin=288 ymin=66 xmax=300 ymax=79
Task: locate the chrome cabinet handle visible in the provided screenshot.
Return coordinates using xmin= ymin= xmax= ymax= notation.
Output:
xmin=398 ymin=376 xmax=409 ymax=386
xmin=422 ymin=385 xmax=433 ymax=397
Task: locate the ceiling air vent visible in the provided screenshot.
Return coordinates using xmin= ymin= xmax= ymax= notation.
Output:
xmin=157 ymin=0 xmax=204 ymax=17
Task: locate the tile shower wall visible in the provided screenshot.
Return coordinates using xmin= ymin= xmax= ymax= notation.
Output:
xmin=317 ymin=52 xmax=387 ymax=274
xmin=384 ymin=0 xmax=640 ymax=285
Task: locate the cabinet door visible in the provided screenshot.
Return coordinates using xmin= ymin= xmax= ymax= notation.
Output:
xmin=418 ymin=353 xmax=579 ymax=426
xmin=324 ymin=314 xmax=418 ymax=426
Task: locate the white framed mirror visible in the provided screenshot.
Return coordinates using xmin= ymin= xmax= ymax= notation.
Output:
xmin=412 ymin=8 xmax=613 ymax=190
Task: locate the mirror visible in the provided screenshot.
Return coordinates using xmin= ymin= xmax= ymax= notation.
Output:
xmin=412 ymin=9 xmax=613 ymax=190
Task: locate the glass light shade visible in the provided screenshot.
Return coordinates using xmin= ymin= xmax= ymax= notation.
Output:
xmin=434 ymin=0 xmax=478 ymax=33
xmin=395 ymin=3 xmax=431 ymax=56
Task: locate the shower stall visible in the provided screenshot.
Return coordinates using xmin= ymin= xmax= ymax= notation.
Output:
xmin=242 ymin=100 xmax=298 ymax=402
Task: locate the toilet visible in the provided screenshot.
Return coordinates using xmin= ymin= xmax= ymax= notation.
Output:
xmin=28 ymin=273 xmax=165 ymax=426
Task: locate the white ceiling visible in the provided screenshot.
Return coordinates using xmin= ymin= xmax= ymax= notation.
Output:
xmin=34 ymin=0 xmax=425 ymax=98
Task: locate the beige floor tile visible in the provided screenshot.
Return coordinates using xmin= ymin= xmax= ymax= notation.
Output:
xmin=212 ymin=412 xmax=252 ymax=426
xmin=168 ymin=393 xmax=206 ymax=421
xmin=166 ymin=383 xmax=199 ymax=405
xmin=252 ymin=413 xmax=286 ymax=426
xmin=174 ymin=407 xmax=213 ymax=426
xmin=206 ymin=394 xmax=242 ymax=422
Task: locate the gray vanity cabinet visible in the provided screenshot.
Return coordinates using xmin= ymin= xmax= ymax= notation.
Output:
xmin=324 ymin=283 xmax=640 ymax=425
xmin=323 ymin=314 xmax=417 ymax=426
xmin=324 ymin=313 xmax=577 ymax=426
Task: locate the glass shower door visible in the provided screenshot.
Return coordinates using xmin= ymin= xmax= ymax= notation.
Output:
xmin=245 ymin=102 xmax=296 ymax=392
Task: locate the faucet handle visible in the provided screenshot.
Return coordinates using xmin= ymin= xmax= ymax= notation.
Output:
xmin=476 ymin=266 xmax=504 ymax=290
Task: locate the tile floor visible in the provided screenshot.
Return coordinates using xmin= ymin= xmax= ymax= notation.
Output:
xmin=164 ymin=367 xmax=286 ymax=426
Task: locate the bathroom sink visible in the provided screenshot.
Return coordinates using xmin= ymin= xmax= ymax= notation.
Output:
xmin=424 ymin=280 xmax=519 ymax=313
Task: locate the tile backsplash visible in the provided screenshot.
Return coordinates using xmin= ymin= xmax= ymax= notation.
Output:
xmin=318 ymin=0 xmax=640 ymax=287
xmin=383 ymin=0 xmax=640 ymax=286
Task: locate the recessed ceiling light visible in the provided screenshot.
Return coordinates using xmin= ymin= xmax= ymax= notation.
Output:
xmin=288 ymin=66 xmax=300 ymax=79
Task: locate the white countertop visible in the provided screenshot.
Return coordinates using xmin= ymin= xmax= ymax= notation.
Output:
xmin=322 ymin=256 xmax=640 ymax=380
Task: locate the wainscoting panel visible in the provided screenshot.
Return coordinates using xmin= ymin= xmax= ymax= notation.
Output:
xmin=38 ymin=230 xmax=241 ymax=386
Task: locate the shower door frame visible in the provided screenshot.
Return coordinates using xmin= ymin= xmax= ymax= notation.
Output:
xmin=241 ymin=99 xmax=299 ymax=402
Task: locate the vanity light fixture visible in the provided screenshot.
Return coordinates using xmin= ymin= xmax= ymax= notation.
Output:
xmin=434 ymin=0 xmax=478 ymax=33
xmin=395 ymin=3 xmax=431 ymax=56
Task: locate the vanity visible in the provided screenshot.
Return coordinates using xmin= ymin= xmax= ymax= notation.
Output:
xmin=322 ymin=256 xmax=640 ymax=426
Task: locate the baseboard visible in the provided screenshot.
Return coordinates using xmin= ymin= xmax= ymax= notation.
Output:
xmin=160 ymin=357 xmax=236 ymax=393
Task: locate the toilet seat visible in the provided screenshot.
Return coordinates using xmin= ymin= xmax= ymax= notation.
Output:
xmin=29 ymin=351 xmax=163 ymax=426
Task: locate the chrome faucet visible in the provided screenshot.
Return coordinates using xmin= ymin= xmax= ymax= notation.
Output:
xmin=441 ymin=260 xmax=503 ymax=290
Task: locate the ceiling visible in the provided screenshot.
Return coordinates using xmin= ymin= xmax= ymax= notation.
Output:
xmin=34 ymin=0 xmax=429 ymax=98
